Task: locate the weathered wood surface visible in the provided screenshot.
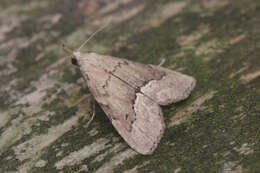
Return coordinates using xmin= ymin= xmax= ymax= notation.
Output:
xmin=0 ymin=0 xmax=259 ymax=172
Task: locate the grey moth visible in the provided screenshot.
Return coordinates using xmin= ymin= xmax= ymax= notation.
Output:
xmin=63 ymin=45 xmax=196 ymax=155
xmin=62 ymin=26 xmax=196 ymax=155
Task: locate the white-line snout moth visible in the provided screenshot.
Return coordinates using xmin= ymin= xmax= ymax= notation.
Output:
xmin=62 ymin=26 xmax=196 ymax=155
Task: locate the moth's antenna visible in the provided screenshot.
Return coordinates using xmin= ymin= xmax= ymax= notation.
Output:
xmin=77 ymin=21 xmax=110 ymax=52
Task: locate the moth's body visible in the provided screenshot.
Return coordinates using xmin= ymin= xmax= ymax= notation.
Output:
xmin=71 ymin=51 xmax=196 ymax=155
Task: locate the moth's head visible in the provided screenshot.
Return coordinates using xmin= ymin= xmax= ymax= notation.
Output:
xmin=62 ymin=43 xmax=79 ymax=66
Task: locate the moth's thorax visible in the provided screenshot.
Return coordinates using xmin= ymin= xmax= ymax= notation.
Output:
xmin=72 ymin=52 xmax=99 ymax=68
xmin=73 ymin=51 xmax=82 ymax=58
xmin=73 ymin=52 xmax=98 ymax=60
xmin=72 ymin=51 xmax=90 ymax=66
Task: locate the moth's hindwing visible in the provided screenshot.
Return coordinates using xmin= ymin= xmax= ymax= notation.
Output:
xmin=77 ymin=53 xmax=195 ymax=155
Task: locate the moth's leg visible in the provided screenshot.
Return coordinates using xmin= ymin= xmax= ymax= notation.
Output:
xmin=85 ymin=103 xmax=96 ymax=128
xmin=68 ymin=94 xmax=91 ymax=108
xmin=158 ymin=58 xmax=166 ymax=67
xmin=68 ymin=94 xmax=96 ymax=128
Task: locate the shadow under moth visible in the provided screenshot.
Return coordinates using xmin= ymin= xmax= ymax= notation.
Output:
xmin=62 ymin=26 xmax=196 ymax=155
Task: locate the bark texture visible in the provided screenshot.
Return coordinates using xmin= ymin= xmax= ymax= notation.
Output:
xmin=0 ymin=0 xmax=259 ymax=172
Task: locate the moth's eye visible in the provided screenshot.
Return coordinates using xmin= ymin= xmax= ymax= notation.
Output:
xmin=71 ymin=57 xmax=78 ymax=66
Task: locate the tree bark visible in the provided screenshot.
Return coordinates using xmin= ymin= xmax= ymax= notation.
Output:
xmin=0 ymin=0 xmax=259 ymax=172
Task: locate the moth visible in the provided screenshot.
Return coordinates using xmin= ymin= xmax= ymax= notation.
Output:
xmin=62 ymin=26 xmax=196 ymax=155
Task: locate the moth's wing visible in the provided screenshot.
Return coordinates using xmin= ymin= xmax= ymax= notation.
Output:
xmin=141 ymin=65 xmax=196 ymax=105
xmin=77 ymin=53 xmax=165 ymax=155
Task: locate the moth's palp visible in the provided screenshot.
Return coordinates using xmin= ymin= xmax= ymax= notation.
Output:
xmin=62 ymin=43 xmax=73 ymax=55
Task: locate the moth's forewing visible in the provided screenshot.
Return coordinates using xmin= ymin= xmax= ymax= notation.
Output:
xmin=141 ymin=65 xmax=196 ymax=105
